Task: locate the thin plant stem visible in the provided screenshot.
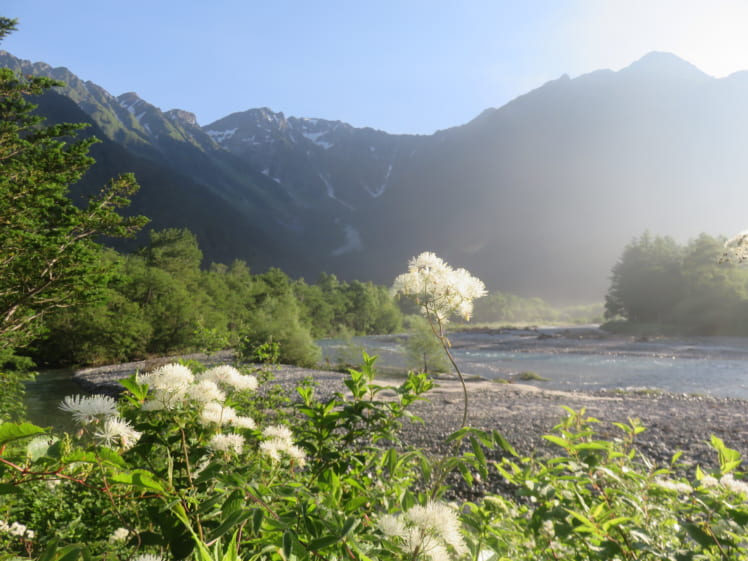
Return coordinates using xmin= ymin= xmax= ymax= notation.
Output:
xmin=426 ymin=307 xmax=469 ymax=428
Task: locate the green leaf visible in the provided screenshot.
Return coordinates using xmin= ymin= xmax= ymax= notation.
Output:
xmin=341 ymin=517 xmax=359 ymax=537
xmin=209 ymin=509 xmax=252 ymax=542
xmin=543 ymin=434 xmax=572 ymax=450
xmin=251 ymin=508 xmax=264 ymax=534
xmin=308 ymin=535 xmax=340 ymax=550
xmin=282 ymin=530 xmax=294 ymax=559
xmin=110 ymin=469 xmax=165 ymax=492
xmin=684 ymin=522 xmax=716 ymax=548
xmin=492 ymin=430 xmax=518 ymax=456
xmin=0 ymin=421 xmax=46 ymax=446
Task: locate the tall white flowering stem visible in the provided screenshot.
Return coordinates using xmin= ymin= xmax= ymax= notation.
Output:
xmin=393 ymin=252 xmax=486 ymax=429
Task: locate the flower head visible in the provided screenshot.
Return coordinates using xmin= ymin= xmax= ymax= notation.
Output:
xmin=109 ymin=527 xmax=130 ymax=543
xmin=93 ymin=417 xmax=142 ymax=451
xmin=59 ymin=394 xmax=118 ymax=424
xmin=138 ymin=363 xmax=196 ymax=410
xmin=199 ymin=365 xmax=258 ymax=392
xmin=0 ymin=519 xmax=34 ymax=539
xmin=720 ymin=473 xmax=748 ymax=496
xmin=260 ymin=425 xmax=306 ymax=467
xmin=208 ymin=433 xmax=245 ymax=454
xmin=199 ymin=402 xmax=237 ymax=426
xmin=393 ymin=252 xmax=486 ymax=323
xmin=186 ymin=380 xmax=226 ymax=404
xmin=378 ymin=501 xmax=466 ymax=561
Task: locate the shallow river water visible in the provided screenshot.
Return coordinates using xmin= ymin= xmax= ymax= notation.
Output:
xmin=26 ymin=326 xmax=748 ymax=427
xmin=318 ymin=326 xmax=748 ymax=399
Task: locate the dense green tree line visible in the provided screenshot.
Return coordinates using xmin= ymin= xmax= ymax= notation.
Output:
xmin=30 ymin=228 xmax=403 ymax=367
xmin=605 ymin=232 xmax=748 ymax=334
xmin=470 ymin=291 xmax=602 ymax=325
xmin=0 ymin=14 xmax=402 ymax=423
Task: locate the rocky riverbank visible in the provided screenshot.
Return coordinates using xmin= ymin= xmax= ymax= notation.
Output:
xmin=74 ymin=358 xmax=748 ymax=477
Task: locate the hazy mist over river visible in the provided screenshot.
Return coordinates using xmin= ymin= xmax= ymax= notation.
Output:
xmin=319 ymin=327 xmax=748 ymax=399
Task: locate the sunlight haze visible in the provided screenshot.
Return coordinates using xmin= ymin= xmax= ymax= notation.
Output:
xmin=4 ymin=1 xmax=748 ymax=133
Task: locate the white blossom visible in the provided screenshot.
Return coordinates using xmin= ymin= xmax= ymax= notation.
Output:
xmin=199 ymin=365 xmax=258 ymax=391
xmin=208 ymin=433 xmax=245 ymax=454
xmin=93 ymin=417 xmax=141 ymax=451
xmin=186 ymin=380 xmax=226 ymax=404
xmin=720 ymin=473 xmax=748 ymax=496
xmin=199 ymin=402 xmax=237 ymax=426
xmin=108 ymin=527 xmax=129 ymax=543
xmin=654 ymin=478 xmax=693 ymax=494
xmin=723 ymin=230 xmax=748 ymax=262
xmin=59 ymin=394 xmax=118 ymax=424
xmin=700 ymin=475 xmax=720 ymax=489
xmin=392 ymin=252 xmax=486 ymax=323
xmin=229 ymin=414 xmax=256 ymax=430
xmin=378 ymin=501 xmax=466 ymax=561
xmin=260 ymin=425 xmax=306 ymax=467
xmin=0 ymin=519 xmax=34 ymax=539
xmin=138 ymin=363 xmax=195 ymax=411
xmin=263 ymin=425 xmax=293 ymax=441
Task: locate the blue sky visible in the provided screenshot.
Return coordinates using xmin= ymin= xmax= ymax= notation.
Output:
xmin=4 ymin=1 xmax=748 ymax=134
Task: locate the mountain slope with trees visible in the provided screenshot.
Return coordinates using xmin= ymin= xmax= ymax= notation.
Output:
xmin=4 ymin=50 xmax=748 ymax=301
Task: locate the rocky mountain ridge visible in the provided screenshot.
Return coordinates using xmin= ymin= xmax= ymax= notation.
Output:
xmin=4 ymin=49 xmax=747 ymax=301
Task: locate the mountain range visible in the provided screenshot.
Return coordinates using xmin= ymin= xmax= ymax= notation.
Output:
xmin=3 ymin=49 xmax=747 ymax=302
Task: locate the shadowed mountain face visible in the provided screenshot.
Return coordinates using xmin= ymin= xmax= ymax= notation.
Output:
xmin=4 ymin=50 xmax=746 ymax=302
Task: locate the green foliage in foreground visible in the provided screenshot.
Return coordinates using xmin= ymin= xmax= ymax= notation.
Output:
xmin=2 ymin=356 xmax=748 ymax=560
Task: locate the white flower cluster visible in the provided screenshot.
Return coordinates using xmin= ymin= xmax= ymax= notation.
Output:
xmin=58 ymin=394 xmax=141 ymax=451
xmin=378 ymin=501 xmax=467 ymax=561
xmin=199 ymin=402 xmax=255 ymax=429
xmin=139 ymin=364 xmax=258 ymax=412
xmin=200 ymin=365 xmax=259 ymax=392
xmin=137 ymin=364 xmax=258 ymax=457
xmin=259 ymin=425 xmax=306 ymax=467
xmin=208 ymin=433 xmax=245 ymax=454
xmin=392 ymin=252 xmax=486 ymax=323
xmin=108 ymin=527 xmax=130 ymax=543
xmin=0 ymin=519 xmax=35 ymax=539
xmin=654 ymin=478 xmax=693 ymax=494
xmin=723 ymin=230 xmax=748 ymax=263
xmin=59 ymin=394 xmax=118 ymax=424
xmin=719 ymin=473 xmax=748 ymax=496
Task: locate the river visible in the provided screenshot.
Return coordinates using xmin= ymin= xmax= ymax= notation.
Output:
xmin=318 ymin=326 xmax=748 ymax=399
xmin=24 ymin=326 xmax=748 ymax=427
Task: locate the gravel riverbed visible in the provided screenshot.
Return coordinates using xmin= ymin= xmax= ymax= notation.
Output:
xmin=74 ymin=357 xmax=748 ymax=480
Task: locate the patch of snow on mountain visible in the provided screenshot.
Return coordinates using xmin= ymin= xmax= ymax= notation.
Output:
xmin=302 ymin=130 xmax=334 ymax=149
xmin=318 ymin=174 xmax=354 ymax=210
xmin=331 ymin=224 xmax=364 ymax=256
xmin=206 ymin=128 xmax=238 ymax=143
xmin=364 ymin=163 xmax=393 ymax=198
xmin=261 ymin=168 xmax=270 ymax=176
